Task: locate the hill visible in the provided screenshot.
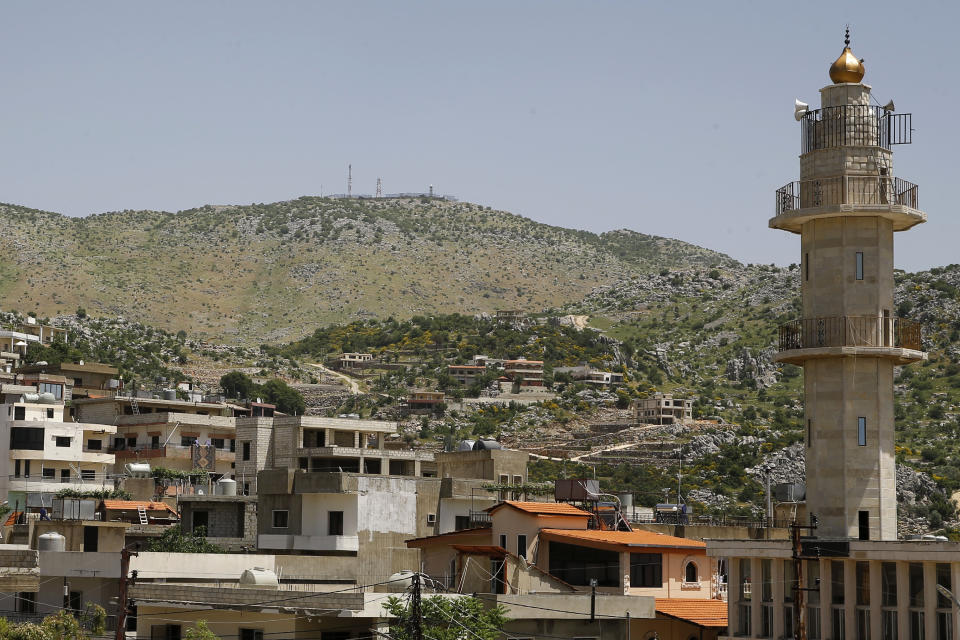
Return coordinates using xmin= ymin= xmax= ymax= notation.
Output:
xmin=0 ymin=197 xmax=735 ymax=344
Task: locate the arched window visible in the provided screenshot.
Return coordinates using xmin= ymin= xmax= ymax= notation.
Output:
xmin=684 ymin=561 xmax=698 ymax=583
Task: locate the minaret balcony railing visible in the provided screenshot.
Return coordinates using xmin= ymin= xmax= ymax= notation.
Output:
xmin=801 ymin=105 xmax=912 ymax=153
xmin=778 ymin=316 xmax=921 ymax=352
xmin=775 ymin=176 xmax=918 ymax=216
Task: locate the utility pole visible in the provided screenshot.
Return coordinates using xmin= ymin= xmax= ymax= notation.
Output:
xmin=348 ymin=164 xmax=352 ymax=198
xmin=409 ymin=572 xmax=424 ymax=640
xmin=116 ymin=544 xmax=139 ymax=640
xmin=589 ymin=578 xmax=597 ymax=622
xmin=376 ymin=178 xmax=382 ymax=198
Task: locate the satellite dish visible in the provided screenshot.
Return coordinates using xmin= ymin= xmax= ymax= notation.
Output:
xmin=794 ymin=99 xmax=809 ymax=122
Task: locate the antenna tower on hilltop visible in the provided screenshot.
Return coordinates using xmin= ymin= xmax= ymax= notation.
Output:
xmin=376 ymin=178 xmax=382 ymax=198
xmin=347 ymin=164 xmax=352 ymax=197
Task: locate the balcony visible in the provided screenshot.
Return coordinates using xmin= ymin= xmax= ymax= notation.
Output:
xmin=776 ymin=316 xmax=924 ymax=365
xmin=799 ymin=105 xmax=911 ymax=153
xmin=110 ymin=444 xmax=234 ymax=463
xmin=773 ymin=175 xmax=924 ymax=232
xmin=257 ymin=534 xmax=360 ymax=552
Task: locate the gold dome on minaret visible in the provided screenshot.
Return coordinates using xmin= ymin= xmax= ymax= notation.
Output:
xmin=829 ymin=27 xmax=865 ymax=83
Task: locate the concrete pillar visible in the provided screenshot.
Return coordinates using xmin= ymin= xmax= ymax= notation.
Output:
xmin=751 ymin=557 xmax=762 ymax=638
xmin=381 ymin=457 xmax=390 ymax=475
xmin=353 ymin=431 xmax=360 ymax=448
xmin=325 ymin=429 xmax=333 ymax=447
xmin=620 ymin=552 xmax=631 ymax=596
xmin=897 ymin=561 xmax=909 ymax=640
xmin=869 ymin=560 xmax=882 ymax=640
xmin=728 ymin=557 xmax=741 ymax=636
xmin=818 ymin=558 xmax=832 ymax=640
xmin=771 ymin=559 xmax=785 ymax=640
xmin=952 ymin=562 xmax=960 ymax=639
xmin=924 ymin=562 xmax=937 ymax=640
xmin=414 ymin=460 xmax=422 ymax=477
xmin=844 ymin=560 xmax=856 ymax=640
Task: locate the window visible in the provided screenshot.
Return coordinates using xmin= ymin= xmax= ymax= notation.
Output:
xmin=46 ymin=408 xmax=54 ymax=419
xmin=151 ymin=435 xmax=160 ymax=448
xmin=68 ymin=591 xmax=82 ymax=612
xmin=856 ymin=252 xmax=864 ymax=280
xmin=14 ymin=460 xmax=19 ymax=477
xmin=455 ymin=515 xmax=471 ymax=531
xmin=272 ymin=510 xmax=289 ymax=529
xmin=240 ymin=631 xmax=264 ymax=640
xmin=60 ymin=469 xmax=70 ymax=482
xmin=882 ymin=562 xmax=898 ymax=607
xmin=180 ymin=436 xmax=194 ymax=447
xmin=909 ymin=563 xmax=924 ymax=608
xmin=87 ymin=439 xmax=102 ymax=450
xmin=10 ymin=427 xmax=44 ymax=450
xmin=39 ymin=382 xmax=63 ymax=400
xmin=808 ymin=419 xmax=812 ymax=447
xmin=151 ymin=624 xmax=181 ymax=640
xmin=549 ymin=541 xmax=620 ymax=587
xmin=328 ymin=511 xmax=344 ymax=536
xmin=242 ymin=442 xmax=251 ymax=461
xmin=513 ymin=475 xmax=522 ymax=484
xmin=858 ymin=417 xmax=867 ymax=446
xmin=805 ymin=253 xmax=809 ymax=281
xmin=127 ymin=436 xmax=137 ymax=448
xmin=517 ymin=534 xmax=527 ymax=560
xmin=832 ymin=561 xmax=845 ymax=604
xmin=499 ymin=534 xmax=507 ymax=549
xmin=56 ymin=436 xmax=71 ymax=447
xmin=81 ymin=470 xmax=95 ymax=480
xmin=114 ymin=437 xmax=125 ymax=450
xmin=630 ymin=553 xmax=663 ymax=588
xmin=685 ymin=561 xmax=699 ymax=583
xmin=14 ymin=406 xmax=25 ymax=421
xmin=859 ymin=511 xmax=870 ymax=541
xmin=498 ymin=474 xmax=509 ymax=484
xmin=43 ymin=468 xmax=56 ymax=479
xmin=16 ymin=592 xmax=36 ymax=613
xmin=857 ymin=562 xmax=870 ymax=606
xmin=211 ymin=438 xmax=225 ymax=449
xmin=230 ymin=439 xmax=236 ymax=452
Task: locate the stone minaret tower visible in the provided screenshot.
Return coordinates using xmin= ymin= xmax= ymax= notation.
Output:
xmin=773 ymin=32 xmax=926 ymax=541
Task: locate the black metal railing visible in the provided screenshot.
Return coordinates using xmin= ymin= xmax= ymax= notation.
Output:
xmin=775 ymin=175 xmax=918 ymax=215
xmin=801 ymin=105 xmax=912 ymax=153
xmin=778 ymin=316 xmax=922 ymax=352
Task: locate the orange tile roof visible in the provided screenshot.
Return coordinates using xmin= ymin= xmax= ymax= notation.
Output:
xmin=452 ymin=544 xmax=507 ymax=558
xmin=655 ymin=598 xmax=727 ymax=628
xmin=102 ymin=500 xmax=178 ymax=515
xmin=406 ymin=528 xmax=492 ymax=548
xmin=489 ymin=501 xmax=592 ymax=517
xmin=539 ymin=528 xmax=707 ymax=550
xmin=4 ymin=511 xmax=22 ymax=526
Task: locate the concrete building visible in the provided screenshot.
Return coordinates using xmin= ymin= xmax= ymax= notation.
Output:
xmin=337 ymin=352 xmax=374 ymax=369
xmin=707 ymin=36 xmax=949 ymax=640
xmin=0 ymin=318 xmax=67 ymax=358
xmin=635 ymin=393 xmax=693 ymax=425
xmin=16 ymin=361 xmax=121 ymax=400
xmin=403 ymin=390 xmax=446 ymax=414
xmin=503 ymin=359 xmax=544 ymax=388
xmin=0 ymin=382 xmax=117 ymax=508
xmin=179 ymin=494 xmax=258 ymax=551
xmin=447 ymin=364 xmax=486 ymax=386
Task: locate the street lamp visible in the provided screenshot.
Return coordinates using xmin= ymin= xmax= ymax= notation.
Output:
xmin=937 ymin=584 xmax=960 ymax=608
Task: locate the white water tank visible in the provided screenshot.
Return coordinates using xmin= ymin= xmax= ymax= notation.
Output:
xmin=217 ymin=479 xmax=237 ymax=496
xmin=125 ymin=463 xmax=152 ymax=477
xmin=38 ymin=532 xmax=66 ymax=552
xmin=239 ymin=567 xmax=279 ymax=589
xmin=384 ymin=570 xmax=416 ymax=592
xmin=38 ymin=392 xmax=57 ymax=404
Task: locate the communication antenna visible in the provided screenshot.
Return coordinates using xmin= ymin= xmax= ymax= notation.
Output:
xmin=376 ymin=178 xmax=382 ymax=198
xmin=348 ymin=164 xmax=352 ymax=197
xmin=429 ymin=184 xmax=434 ymax=198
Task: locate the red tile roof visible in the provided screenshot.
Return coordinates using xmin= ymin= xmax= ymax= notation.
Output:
xmin=4 ymin=511 xmax=22 ymax=526
xmin=655 ymin=598 xmax=728 ymax=628
xmin=451 ymin=545 xmax=507 ymax=558
xmin=488 ymin=501 xmax=592 ymax=517
xmin=405 ymin=528 xmax=492 ymax=548
xmin=539 ymin=528 xmax=707 ymax=550
xmin=102 ymin=500 xmax=178 ymax=515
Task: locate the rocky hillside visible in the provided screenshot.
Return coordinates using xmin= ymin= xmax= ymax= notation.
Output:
xmin=0 ymin=198 xmax=734 ymax=345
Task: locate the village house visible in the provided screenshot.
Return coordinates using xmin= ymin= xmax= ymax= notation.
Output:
xmin=635 ymin=392 xmax=693 ymax=425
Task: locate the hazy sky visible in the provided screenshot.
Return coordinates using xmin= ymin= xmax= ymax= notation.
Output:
xmin=0 ymin=1 xmax=956 ymax=271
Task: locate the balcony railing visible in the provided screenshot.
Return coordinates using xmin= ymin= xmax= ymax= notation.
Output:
xmin=800 ymin=105 xmax=911 ymax=153
xmin=775 ymin=175 xmax=918 ymax=216
xmin=778 ymin=316 xmax=922 ymax=352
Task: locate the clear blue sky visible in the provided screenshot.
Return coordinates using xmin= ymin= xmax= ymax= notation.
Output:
xmin=0 ymin=1 xmax=955 ymax=271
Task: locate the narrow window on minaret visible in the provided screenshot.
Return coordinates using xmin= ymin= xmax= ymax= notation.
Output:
xmin=807 ymin=419 xmax=812 ymax=446
xmin=858 ymin=417 xmax=867 ymax=446
xmin=805 ymin=253 xmax=809 ymax=281
xmin=856 ymin=252 xmax=864 ymax=280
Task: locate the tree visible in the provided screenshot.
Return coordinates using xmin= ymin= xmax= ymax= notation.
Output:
xmin=384 ymin=594 xmax=508 ymax=640
xmin=146 ymin=525 xmax=225 ymax=553
xmin=0 ymin=605 xmax=107 ymax=640
xmin=260 ymin=379 xmax=306 ymax=415
xmin=185 ymin=621 xmax=220 ymax=640
xmin=220 ymin=371 xmax=256 ymax=400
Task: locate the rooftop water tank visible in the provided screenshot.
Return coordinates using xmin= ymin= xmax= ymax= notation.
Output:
xmin=126 ymin=463 xmax=152 ymax=477
xmin=473 ymin=439 xmax=502 ymax=451
xmin=163 ymin=389 xmax=177 ymax=401
xmin=773 ymin=482 xmax=806 ymax=503
xmin=617 ymin=493 xmax=634 ymax=509
xmin=239 ymin=567 xmax=279 ymax=589
xmin=384 ymin=570 xmax=416 ymax=592
xmin=38 ymin=532 xmax=66 ymax=552
xmin=457 ymin=440 xmax=476 ymax=452
xmin=38 ymin=392 xmax=57 ymax=404
xmin=217 ymin=478 xmax=237 ymax=496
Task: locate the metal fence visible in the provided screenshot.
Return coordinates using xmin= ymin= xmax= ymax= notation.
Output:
xmin=801 ymin=105 xmax=911 ymax=153
xmin=778 ymin=316 xmax=922 ymax=352
xmin=775 ymin=175 xmax=918 ymax=216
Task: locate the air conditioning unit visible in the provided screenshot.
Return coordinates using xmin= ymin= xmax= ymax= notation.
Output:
xmin=426 ymin=514 xmax=437 ymax=524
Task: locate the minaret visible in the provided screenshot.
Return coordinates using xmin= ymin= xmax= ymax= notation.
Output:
xmin=773 ymin=31 xmax=926 ymax=541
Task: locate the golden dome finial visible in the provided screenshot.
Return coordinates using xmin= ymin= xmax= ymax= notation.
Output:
xmin=830 ymin=26 xmax=865 ymax=83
